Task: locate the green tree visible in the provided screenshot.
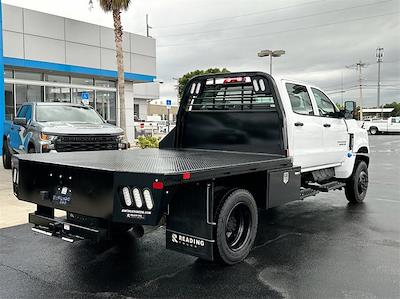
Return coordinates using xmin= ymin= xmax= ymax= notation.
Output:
xmin=384 ymin=101 xmax=400 ymax=116
xmin=177 ymin=68 xmax=230 ymax=98
xmin=97 ymin=0 xmax=131 ymax=140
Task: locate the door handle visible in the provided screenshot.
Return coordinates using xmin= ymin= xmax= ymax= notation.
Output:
xmin=323 ymin=123 xmax=331 ymax=128
xmin=294 ymin=122 xmax=304 ymax=127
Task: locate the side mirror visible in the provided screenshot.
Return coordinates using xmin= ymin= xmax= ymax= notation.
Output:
xmin=13 ymin=117 xmax=27 ymax=126
xmin=344 ymin=101 xmax=357 ymax=119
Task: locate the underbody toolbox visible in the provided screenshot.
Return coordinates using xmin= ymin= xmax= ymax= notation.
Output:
xmin=267 ymin=167 xmax=301 ymax=208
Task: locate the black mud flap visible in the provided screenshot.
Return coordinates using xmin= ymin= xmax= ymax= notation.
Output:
xmin=166 ymin=182 xmax=215 ymax=261
xmin=166 ymin=229 xmax=214 ymax=260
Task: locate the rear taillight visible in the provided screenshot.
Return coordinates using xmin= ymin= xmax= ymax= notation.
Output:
xmin=132 ymin=188 xmax=143 ymax=208
xmin=122 ymin=187 xmax=132 ymax=207
xmin=121 ymin=186 xmax=155 ymax=210
xmin=143 ymin=189 xmax=154 ymax=210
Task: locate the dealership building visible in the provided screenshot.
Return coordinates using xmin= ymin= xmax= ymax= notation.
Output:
xmin=0 ymin=1 xmax=158 ymax=145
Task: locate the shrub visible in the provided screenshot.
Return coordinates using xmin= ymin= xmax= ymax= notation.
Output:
xmin=137 ymin=136 xmax=160 ymax=149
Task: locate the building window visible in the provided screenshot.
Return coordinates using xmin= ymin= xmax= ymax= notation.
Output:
xmin=5 ymin=83 xmax=14 ymax=120
xmin=45 ymin=86 xmax=71 ymax=102
xmin=72 ymin=88 xmax=94 ymax=107
xmin=95 ymin=79 xmax=116 ymax=88
xmin=134 ymin=104 xmax=140 ymax=120
xmin=14 ymin=70 xmax=42 ymax=81
xmin=45 ymin=74 xmax=70 ymax=84
xmin=71 ymin=77 xmax=94 ymax=85
xmin=15 ymin=85 xmax=44 ymax=111
xmin=5 ymin=69 xmax=120 ymax=125
xmin=5 ymin=69 xmax=13 ymax=78
xmin=96 ymin=91 xmax=116 ymax=123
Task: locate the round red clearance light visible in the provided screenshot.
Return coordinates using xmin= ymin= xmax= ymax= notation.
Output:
xmin=182 ymin=172 xmax=191 ymax=180
xmin=152 ymin=181 xmax=164 ymax=190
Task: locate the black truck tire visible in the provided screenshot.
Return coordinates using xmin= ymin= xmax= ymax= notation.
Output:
xmin=214 ymin=189 xmax=258 ymax=265
xmin=2 ymin=139 xmax=12 ymax=169
xmin=345 ymin=160 xmax=368 ymax=203
xmin=369 ymin=127 xmax=379 ymax=135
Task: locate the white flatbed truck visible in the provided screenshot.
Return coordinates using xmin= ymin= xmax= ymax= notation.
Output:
xmin=13 ymin=72 xmax=369 ymax=264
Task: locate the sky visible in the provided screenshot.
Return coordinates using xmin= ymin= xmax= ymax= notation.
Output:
xmin=4 ymin=0 xmax=400 ymax=107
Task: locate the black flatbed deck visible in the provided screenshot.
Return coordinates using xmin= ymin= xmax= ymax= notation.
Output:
xmin=17 ymin=149 xmax=291 ymax=180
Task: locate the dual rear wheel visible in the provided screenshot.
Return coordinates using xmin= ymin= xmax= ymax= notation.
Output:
xmin=214 ymin=189 xmax=258 ymax=265
xmin=212 ymin=161 xmax=369 ymax=265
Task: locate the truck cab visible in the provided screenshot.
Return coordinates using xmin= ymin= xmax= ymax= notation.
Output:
xmin=275 ymin=77 xmax=368 ymax=176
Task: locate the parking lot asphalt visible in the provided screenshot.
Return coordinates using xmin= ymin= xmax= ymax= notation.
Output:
xmin=0 ymin=135 xmax=399 ymax=298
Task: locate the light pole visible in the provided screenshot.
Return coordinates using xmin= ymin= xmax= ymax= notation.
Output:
xmin=376 ymin=47 xmax=384 ymax=118
xmin=346 ymin=60 xmax=368 ymax=120
xmin=257 ymin=49 xmax=285 ymax=74
xmin=172 ymin=77 xmax=180 ymax=103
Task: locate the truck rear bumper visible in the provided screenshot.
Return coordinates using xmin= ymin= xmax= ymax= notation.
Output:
xmin=29 ymin=213 xmax=108 ymax=243
xmin=14 ymin=157 xmax=166 ymax=226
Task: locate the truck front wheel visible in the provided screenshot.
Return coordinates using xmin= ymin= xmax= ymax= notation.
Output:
xmin=2 ymin=140 xmax=12 ymax=169
xmin=214 ymin=189 xmax=258 ymax=265
xmin=369 ymin=127 xmax=379 ymax=135
xmin=345 ymin=161 xmax=368 ymax=203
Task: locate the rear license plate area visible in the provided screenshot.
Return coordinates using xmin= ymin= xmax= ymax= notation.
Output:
xmin=53 ymin=186 xmax=72 ymax=205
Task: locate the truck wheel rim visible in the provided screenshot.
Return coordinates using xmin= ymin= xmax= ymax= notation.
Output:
xmin=358 ymin=171 xmax=368 ymax=195
xmin=225 ymin=202 xmax=251 ymax=251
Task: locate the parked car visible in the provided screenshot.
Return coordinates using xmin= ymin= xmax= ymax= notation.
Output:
xmin=361 ymin=117 xmax=400 ymax=134
xmin=2 ymin=102 xmax=127 ymax=169
xmin=13 ymin=72 xmax=369 ymax=265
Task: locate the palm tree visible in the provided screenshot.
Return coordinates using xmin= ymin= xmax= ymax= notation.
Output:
xmin=96 ymin=0 xmax=131 ymax=141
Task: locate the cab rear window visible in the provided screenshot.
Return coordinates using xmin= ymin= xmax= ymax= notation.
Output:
xmin=186 ymin=76 xmax=276 ymax=111
xmin=286 ymin=83 xmax=314 ymax=115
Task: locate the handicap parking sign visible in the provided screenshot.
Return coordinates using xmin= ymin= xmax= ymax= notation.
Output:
xmin=81 ymin=92 xmax=90 ymax=100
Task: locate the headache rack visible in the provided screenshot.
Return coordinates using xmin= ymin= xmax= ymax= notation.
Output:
xmin=186 ymin=75 xmax=277 ymax=112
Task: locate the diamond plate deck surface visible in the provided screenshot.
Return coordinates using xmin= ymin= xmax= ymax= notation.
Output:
xmin=17 ymin=149 xmax=289 ymax=175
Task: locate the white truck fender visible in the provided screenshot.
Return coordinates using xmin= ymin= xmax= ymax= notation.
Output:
xmin=335 ymin=120 xmax=369 ymax=179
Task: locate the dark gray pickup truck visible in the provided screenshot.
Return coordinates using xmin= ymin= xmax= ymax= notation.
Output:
xmin=2 ymin=102 xmax=127 ymax=169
